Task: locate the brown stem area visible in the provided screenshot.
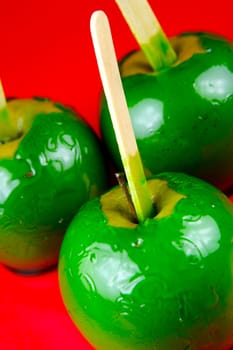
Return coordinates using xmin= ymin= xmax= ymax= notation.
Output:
xmin=115 ymin=172 xmax=138 ymax=222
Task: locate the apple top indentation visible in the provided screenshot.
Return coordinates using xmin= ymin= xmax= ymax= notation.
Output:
xmin=101 ymin=185 xmax=137 ymax=229
xmin=120 ymin=33 xmax=206 ymax=78
xmin=101 ymin=178 xmax=185 ymax=228
xmin=0 ymin=98 xmax=62 ymax=159
xmin=149 ymin=179 xmax=186 ymax=220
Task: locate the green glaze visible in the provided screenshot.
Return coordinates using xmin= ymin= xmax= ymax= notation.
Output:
xmin=59 ymin=172 xmax=233 ymax=350
xmin=0 ymin=97 xmax=109 ymax=272
xmin=100 ymin=32 xmax=233 ymax=191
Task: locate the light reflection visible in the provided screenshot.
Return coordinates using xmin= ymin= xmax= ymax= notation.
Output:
xmin=194 ymin=65 xmax=233 ymax=102
xmin=0 ymin=167 xmax=20 ymax=204
xmin=41 ymin=133 xmax=80 ymax=172
xmin=79 ymin=242 xmax=145 ymax=301
xmin=181 ymin=215 xmax=221 ymax=258
xmin=130 ymin=99 xmax=164 ymax=139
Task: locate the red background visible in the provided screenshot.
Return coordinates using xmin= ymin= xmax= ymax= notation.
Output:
xmin=0 ymin=0 xmax=232 ymax=349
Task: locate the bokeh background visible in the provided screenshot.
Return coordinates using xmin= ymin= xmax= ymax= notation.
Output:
xmin=0 ymin=0 xmax=232 ymax=349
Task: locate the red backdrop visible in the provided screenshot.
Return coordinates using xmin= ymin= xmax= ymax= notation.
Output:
xmin=0 ymin=0 xmax=233 ymax=349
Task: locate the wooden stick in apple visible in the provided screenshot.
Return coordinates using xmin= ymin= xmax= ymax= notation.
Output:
xmin=115 ymin=0 xmax=177 ymax=71
xmin=0 ymin=80 xmax=15 ymax=142
xmin=91 ymin=10 xmax=154 ymax=223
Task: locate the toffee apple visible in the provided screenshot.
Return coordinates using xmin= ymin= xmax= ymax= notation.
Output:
xmin=0 ymin=96 xmax=109 ymax=272
xmin=100 ymin=0 xmax=233 ymax=191
xmin=59 ymin=171 xmax=233 ymax=350
xmin=59 ymin=11 xmax=233 ymax=350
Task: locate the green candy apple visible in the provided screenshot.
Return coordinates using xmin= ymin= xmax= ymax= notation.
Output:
xmin=59 ymin=172 xmax=233 ymax=350
xmin=100 ymin=32 xmax=233 ymax=191
xmin=0 ymin=97 xmax=109 ymax=273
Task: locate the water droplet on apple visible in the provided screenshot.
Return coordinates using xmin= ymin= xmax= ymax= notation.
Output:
xmin=116 ymin=295 xmax=134 ymax=317
xmin=112 ymin=243 xmax=119 ymax=251
xmin=68 ymin=267 xmax=73 ymax=278
xmin=132 ymin=238 xmax=144 ymax=248
xmin=80 ymin=273 xmax=97 ymax=293
xmin=47 ymin=137 xmax=57 ymax=151
xmin=60 ymin=133 xmax=76 ymax=150
xmin=89 ymin=253 xmax=97 ymax=263
xmin=172 ymin=238 xmax=203 ymax=266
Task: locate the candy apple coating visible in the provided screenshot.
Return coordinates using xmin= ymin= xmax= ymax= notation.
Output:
xmin=100 ymin=32 xmax=233 ymax=191
xmin=0 ymin=97 xmax=109 ymax=272
xmin=59 ymin=172 xmax=233 ymax=350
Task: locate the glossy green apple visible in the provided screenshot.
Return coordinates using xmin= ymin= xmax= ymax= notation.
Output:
xmin=100 ymin=32 xmax=233 ymax=191
xmin=59 ymin=172 xmax=233 ymax=350
xmin=0 ymin=97 xmax=109 ymax=273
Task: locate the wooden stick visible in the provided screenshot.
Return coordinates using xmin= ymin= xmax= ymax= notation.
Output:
xmin=0 ymin=80 xmax=8 ymax=116
xmin=115 ymin=0 xmax=177 ymax=70
xmin=0 ymin=80 xmax=15 ymax=142
xmin=90 ymin=10 xmax=154 ymax=222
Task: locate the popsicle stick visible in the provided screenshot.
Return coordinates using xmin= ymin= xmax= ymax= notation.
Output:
xmin=0 ymin=80 xmax=15 ymax=142
xmin=0 ymin=80 xmax=9 ymax=119
xmin=115 ymin=0 xmax=177 ymax=71
xmin=91 ymin=10 xmax=154 ymax=222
